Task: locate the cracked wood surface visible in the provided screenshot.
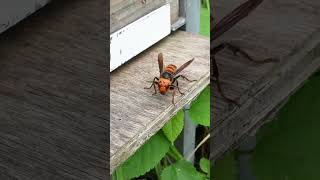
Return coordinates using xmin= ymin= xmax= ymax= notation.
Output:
xmin=110 ymin=31 xmax=210 ymax=173
xmin=211 ymin=0 xmax=320 ymax=163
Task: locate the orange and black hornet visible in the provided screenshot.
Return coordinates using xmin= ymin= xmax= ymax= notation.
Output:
xmin=144 ymin=53 xmax=196 ymax=104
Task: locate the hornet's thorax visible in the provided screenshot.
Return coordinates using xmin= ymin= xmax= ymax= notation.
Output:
xmin=158 ymin=64 xmax=177 ymax=95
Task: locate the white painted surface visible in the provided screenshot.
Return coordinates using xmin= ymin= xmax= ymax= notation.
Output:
xmin=110 ymin=4 xmax=171 ymax=72
xmin=0 ymin=0 xmax=50 ymax=33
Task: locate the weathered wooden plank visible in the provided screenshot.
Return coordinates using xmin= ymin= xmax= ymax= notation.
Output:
xmin=110 ymin=0 xmax=180 ymax=33
xmin=0 ymin=0 xmax=108 ymax=179
xmin=110 ymin=31 xmax=210 ymax=173
xmin=170 ymin=0 xmax=180 ymax=24
xmin=211 ymin=0 xmax=320 ymax=163
xmin=0 ymin=0 xmax=50 ymax=34
xmin=110 ymin=0 xmax=167 ymax=33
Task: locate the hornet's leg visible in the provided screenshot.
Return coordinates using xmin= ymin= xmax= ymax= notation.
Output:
xmin=144 ymin=77 xmax=159 ymax=95
xmin=176 ymin=79 xmax=184 ymax=95
xmin=212 ymin=56 xmax=240 ymax=106
xmin=212 ymin=42 xmax=278 ymax=64
xmin=212 ymin=42 xmax=277 ymax=106
xmin=172 ymin=87 xmax=177 ymax=105
xmin=174 ymin=75 xmax=197 ymax=82
xmin=170 ymin=81 xmax=184 ymax=95
xmin=175 ymin=80 xmax=185 ymax=95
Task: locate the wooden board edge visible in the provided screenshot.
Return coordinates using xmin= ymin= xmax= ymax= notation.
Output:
xmin=110 ymin=71 xmax=210 ymax=173
xmin=210 ymin=31 xmax=320 ymax=163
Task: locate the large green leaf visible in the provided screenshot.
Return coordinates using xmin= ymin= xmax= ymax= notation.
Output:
xmin=161 ymin=160 xmax=205 ymax=180
xmin=200 ymin=157 xmax=210 ymax=174
xmin=114 ymin=131 xmax=170 ymax=180
xmin=189 ymin=86 xmax=210 ymax=126
xmin=112 ymin=166 xmax=125 ymax=180
xmin=162 ymin=110 xmax=184 ymax=144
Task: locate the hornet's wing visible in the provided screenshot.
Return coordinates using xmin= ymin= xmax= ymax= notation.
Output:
xmin=211 ymin=0 xmax=264 ymax=41
xmin=158 ymin=53 xmax=164 ymax=75
xmin=173 ymin=58 xmax=194 ymax=76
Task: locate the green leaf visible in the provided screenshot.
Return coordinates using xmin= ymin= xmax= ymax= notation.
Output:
xmin=162 ymin=110 xmax=184 ymax=144
xmin=161 ymin=160 xmax=205 ymax=180
xmin=200 ymin=157 xmax=210 ymax=174
xmin=112 ymin=166 xmax=125 ymax=180
xmin=189 ymin=86 xmax=210 ymax=127
xmin=167 ymin=144 xmax=183 ymax=161
xmin=155 ymin=161 xmax=162 ymax=180
xmin=116 ymin=131 xmax=171 ymax=180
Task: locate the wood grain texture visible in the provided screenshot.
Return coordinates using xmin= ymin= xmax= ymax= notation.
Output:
xmin=110 ymin=0 xmax=181 ymax=33
xmin=110 ymin=31 xmax=209 ymax=173
xmin=0 ymin=0 xmax=108 ymax=179
xmin=211 ymin=0 xmax=320 ymax=163
xmin=170 ymin=0 xmax=180 ymax=24
xmin=110 ymin=0 xmax=167 ymax=33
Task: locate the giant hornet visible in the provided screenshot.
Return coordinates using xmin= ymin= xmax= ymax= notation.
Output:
xmin=211 ymin=0 xmax=278 ymax=106
xmin=145 ymin=53 xmax=196 ymax=104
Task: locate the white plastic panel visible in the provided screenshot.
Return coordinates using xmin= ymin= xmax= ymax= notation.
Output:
xmin=110 ymin=4 xmax=171 ymax=72
xmin=0 ymin=0 xmax=50 ymax=34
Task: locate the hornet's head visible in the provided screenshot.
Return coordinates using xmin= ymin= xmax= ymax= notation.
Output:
xmin=158 ymin=78 xmax=171 ymax=95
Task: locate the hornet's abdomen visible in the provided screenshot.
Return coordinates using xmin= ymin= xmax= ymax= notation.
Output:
xmin=158 ymin=64 xmax=177 ymax=95
xmin=164 ymin=64 xmax=177 ymax=75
